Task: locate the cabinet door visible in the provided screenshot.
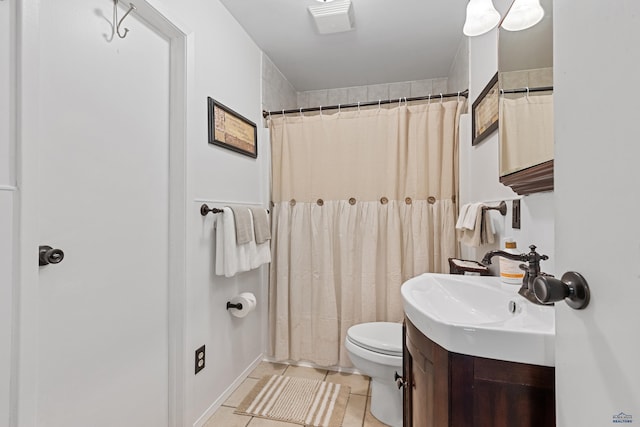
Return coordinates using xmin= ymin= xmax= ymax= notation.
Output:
xmin=403 ymin=322 xmax=412 ymax=427
xmin=405 ymin=319 xmax=450 ymax=427
xmin=472 ymin=359 xmax=555 ymax=427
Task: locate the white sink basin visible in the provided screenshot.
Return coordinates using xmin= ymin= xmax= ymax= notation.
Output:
xmin=401 ymin=273 xmax=555 ymax=366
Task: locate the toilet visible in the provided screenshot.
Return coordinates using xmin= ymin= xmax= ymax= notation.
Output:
xmin=345 ymin=322 xmax=403 ymax=427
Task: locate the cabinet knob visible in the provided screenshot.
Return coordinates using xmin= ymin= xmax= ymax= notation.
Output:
xmin=394 ymin=371 xmax=407 ymax=389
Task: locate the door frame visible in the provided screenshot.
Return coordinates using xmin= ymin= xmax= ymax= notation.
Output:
xmin=13 ymin=1 xmax=192 ymax=426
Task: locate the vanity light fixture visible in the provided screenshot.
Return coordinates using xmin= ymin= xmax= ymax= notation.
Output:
xmin=501 ymin=0 xmax=544 ymax=31
xmin=463 ymin=0 xmax=501 ymax=37
xmin=463 ymin=0 xmax=545 ymax=36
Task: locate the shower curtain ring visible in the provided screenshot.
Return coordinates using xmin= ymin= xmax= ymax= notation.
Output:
xmin=357 ymin=102 xmax=360 ymax=113
xmin=457 ymin=91 xmax=460 ymax=101
xmin=378 ymin=99 xmax=381 ymax=112
xmin=338 ymin=103 xmax=341 ymax=114
xmin=299 ymin=107 xmax=303 ymax=117
xmin=440 ymin=93 xmax=443 ymax=103
xmin=404 ymin=97 xmax=408 ymax=106
xmin=428 ymin=94 xmax=431 ymax=104
xmin=525 ymin=87 xmax=530 ymax=99
xmin=319 ymin=106 xmax=322 ymax=116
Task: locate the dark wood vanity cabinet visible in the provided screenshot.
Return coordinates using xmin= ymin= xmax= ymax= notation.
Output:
xmin=403 ymin=319 xmax=555 ymax=427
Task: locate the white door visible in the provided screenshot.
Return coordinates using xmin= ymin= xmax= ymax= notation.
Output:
xmin=34 ymin=1 xmax=170 ymax=425
xmin=555 ymin=2 xmax=640 ymax=426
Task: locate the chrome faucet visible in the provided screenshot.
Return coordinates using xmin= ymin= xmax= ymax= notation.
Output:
xmin=482 ymin=245 xmax=551 ymax=305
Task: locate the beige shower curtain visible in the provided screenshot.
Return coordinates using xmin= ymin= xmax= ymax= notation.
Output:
xmin=269 ymin=100 xmax=466 ymax=366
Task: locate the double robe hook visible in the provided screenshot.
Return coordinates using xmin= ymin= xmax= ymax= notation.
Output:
xmin=112 ymin=0 xmax=136 ymax=39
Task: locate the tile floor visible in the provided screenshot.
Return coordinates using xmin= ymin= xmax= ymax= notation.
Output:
xmin=203 ymin=362 xmax=390 ymax=427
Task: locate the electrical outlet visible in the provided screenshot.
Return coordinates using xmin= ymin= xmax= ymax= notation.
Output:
xmin=195 ymin=345 xmax=205 ymax=374
xmin=512 ymin=200 xmax=521 ymax=229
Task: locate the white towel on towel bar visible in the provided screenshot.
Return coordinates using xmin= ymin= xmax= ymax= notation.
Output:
xmin=463 ymin=203 xmax=482 ymax=230
xmin=455 ymin=203 xmax=471 ymax=230
xmin=457 ymin=203 xmax=496 ymax=247
xmin=215 ymin=207 xmax=271 ymax=277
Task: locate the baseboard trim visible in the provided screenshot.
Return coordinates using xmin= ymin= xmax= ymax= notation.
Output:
xmin=192 ymin=353 xmax=264 ymax=427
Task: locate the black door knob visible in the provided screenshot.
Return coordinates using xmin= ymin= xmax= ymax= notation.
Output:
xmin=533 ymin=271 xmax=590 ymax=309
xmin=39 ymin=245 xmax=65 ymax=266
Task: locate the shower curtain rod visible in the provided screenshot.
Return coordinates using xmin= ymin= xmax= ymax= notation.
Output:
xmin=262 ymin=89 xmax=469 ymax=118
xmin=500 ymin=86 xmax=553 ymax=95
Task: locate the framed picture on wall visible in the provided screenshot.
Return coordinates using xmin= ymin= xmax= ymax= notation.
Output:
xmin=207 ymin=97 xmax=258 ymax=158
xmin=472 ymin=72 xmax=499 ymax=146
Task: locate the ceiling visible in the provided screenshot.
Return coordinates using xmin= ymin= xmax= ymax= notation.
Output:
xmin=218 ymin=0 xmax=467 ymax=91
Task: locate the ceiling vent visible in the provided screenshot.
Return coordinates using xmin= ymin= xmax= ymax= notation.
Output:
xmin=308 ymin=0 xmax=355 ymax=35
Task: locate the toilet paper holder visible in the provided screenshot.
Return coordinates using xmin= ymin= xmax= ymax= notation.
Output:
xmin=226 ymin=301 xmax=243 ymax=310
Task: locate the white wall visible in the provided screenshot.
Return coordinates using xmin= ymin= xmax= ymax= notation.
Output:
xmin=172 ymin=0 xmax=270 ymax=425
xmin=460 ymin=0 xmax=555 ymax=275
xmin=447 ymin=37 xmax=469 ymax=95
xmin=0 ymin=0 xmax=15 ymax=424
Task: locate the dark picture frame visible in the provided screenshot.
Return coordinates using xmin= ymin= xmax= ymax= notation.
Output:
xmin=472 ymin=72 xmax=499 ymax=146
xmin=207 ymin=97 xmax=258 ymax=158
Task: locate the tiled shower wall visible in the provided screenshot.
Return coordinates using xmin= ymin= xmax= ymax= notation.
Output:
xmin=262 ymin=53 xmax=298 ymax=114
xmin=296 ymin=77 xmax=449 ymax=109
xmin=261 ymin=54 xmax=462 ymax=120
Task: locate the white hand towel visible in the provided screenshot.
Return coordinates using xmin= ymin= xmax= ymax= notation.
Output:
xmin=216 ymin=208 xmax=238 ymax=276
xmin=455 ymin=203 xmax=471 ymax=230
xmin=215 ymin=207 xmax=270 ymax=277
xmin=459 ymin=204 xmax=495 ymax=247
xmin=463 ymin=203 xmax=482 ymax=230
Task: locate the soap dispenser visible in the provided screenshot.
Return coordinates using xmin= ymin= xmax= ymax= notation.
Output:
xmin=500 ymin=239 xmax=524 ymax=284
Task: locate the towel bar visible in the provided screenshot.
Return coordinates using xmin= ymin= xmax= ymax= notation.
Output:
xmin=200 ymin=204 xmax=224 ymax=216
xmin=482 ymin=201 xmax=507 ymax=216
xmin=200 ymin=204 xmax=270 ymax=216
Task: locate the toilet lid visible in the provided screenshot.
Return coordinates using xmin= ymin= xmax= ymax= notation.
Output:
xmin=347 ymin=322 xmax=403 ymax=356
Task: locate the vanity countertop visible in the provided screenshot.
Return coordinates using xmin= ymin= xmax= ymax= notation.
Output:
xmin=401 ymin=273 xmax=555 ymax=366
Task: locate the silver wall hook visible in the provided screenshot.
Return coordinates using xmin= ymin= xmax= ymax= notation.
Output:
xmin=113 ymin=0 xmax=136 ymax=39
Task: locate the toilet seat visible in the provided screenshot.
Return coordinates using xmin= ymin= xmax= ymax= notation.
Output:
xmin=346 ymin=322 xmax=403 ymax=357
